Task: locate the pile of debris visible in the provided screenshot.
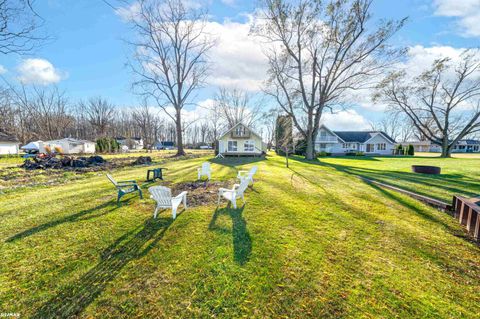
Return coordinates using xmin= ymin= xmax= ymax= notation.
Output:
xmin=170 ymin=180 xmax=232 ymax=206
xmin=21 ymin=155 xmax=107 ymax=170
xmin=132 ymin=156 xmax=152 ymax=165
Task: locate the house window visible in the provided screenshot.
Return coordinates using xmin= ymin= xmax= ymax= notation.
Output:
xmin=244 ymin=140 xmax=255 ymax=152
xmin=235 ymin=126 xmax=246 ymax=136
xmin=228 ymin=140 xmax=237 ymax=152
xmin=377 ymin=143 xmax=386 ymax=151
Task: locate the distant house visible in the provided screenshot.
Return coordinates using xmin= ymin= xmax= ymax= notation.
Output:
xmin=315 ymin=125 xmax=396 ymax=155
xmin=217 ymin=122 xmax=266 ymax=157
xmin=0 ymin=131 xmax=20 ymax=155
xmin=153 ymin=141 xmax=175 ymax=150
xmin=401 ymin=140 xmax=480 ymax=153
xmin=39 ymin=138 xmax=96 ymax=154
xmin=116 ymin=137 xmax=144 ymax=150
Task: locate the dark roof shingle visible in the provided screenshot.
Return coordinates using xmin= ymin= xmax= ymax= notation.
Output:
xmin=333 ymin=131 xmax=396 ymax=144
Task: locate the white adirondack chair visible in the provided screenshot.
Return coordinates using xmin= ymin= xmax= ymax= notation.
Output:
xmin=149 ymin=186 xmax=187 ymax=219
xmin=197 ymin=162 xmax=212 ymax=180
xmin=217 ymin=178 xmax=250 ymax=209
xmin=237 ymin=166 xmax=258 ymax=185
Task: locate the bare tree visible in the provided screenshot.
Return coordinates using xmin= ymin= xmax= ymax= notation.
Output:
xmin=81 ymin=96 xmax=115 ymax=137
xmin=0 ymin=0 xmax=46 ymax=55
xmin=375 ymin=51 xmax=480 ymax=157
xmin=214 ymin=87 xmax=264 ymax=129
xmin=132 ymin=102 xmax=161 ymax=149
xmin=262 ymin=108 xmax=278 ymax=150
xmin=9 ymin=85 xmax=72 ymax=140
xmin=126 ymin=0 xmax=215 ymax=156
xmin=254 ymin=0 xmax=405 ymax=159
xmin=371 ymin=111 xmax=414 ymax=142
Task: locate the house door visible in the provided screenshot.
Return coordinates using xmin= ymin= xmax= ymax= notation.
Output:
xmin=366 ymin=144 xmax=374 ymax=152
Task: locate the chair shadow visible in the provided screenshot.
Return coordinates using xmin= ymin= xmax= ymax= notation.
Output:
xmin=31 ymin=217 xmax=173 ymax=319
xmin=5 ymin=200 xmax=120 ymax=242
xmin=209 ymin=205 xmax=252 ymax=265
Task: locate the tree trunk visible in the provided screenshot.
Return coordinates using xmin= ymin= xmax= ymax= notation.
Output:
xmin=305 ymin=132 xmax=315 ymax=160
xmin=440 ymin=138 xmax=451 ymax=158
xmin=175 ymin=110 xmax=186 ymax=156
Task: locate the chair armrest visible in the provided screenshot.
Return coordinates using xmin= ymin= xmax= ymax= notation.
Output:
xmin=218 ymin=187 xmax=234 ymax=194
xmin=117 ymin=182 xmax=137 ymax=187
xmin=173 ymin=191 xmax=188 ymax=200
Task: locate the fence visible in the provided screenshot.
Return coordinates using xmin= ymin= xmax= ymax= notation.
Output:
xmin=452 ymin=195 xmax=480 ymax=241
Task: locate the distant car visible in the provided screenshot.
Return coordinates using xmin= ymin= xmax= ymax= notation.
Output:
xmin=199 ymin=145 xmax=212 ymax=149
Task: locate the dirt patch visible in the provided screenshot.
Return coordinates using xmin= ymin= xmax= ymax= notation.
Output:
xmin=164 ymin=180 xmax=234 ymax=207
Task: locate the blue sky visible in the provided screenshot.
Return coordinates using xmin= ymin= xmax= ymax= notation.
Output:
xmin=1 ymin=0 xmax=479 ymax=129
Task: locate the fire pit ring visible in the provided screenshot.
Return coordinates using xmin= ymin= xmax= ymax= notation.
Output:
xmin=411 ymin=165 xmax=441 ymax=175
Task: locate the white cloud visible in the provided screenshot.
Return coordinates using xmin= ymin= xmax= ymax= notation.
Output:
xmin=0 ymin=65 xmax=6 ymax=74
xmin=17 ymin=58 xmax=65 ymax=85
xmin=322 ymin=109 xmax=371 ymax=131
xmin=206 ymin=18 xmax=268 ymax=91
xmin=433 ymin=0 xmax=480 ymax=37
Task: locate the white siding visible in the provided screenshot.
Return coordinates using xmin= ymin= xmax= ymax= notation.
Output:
xmin=218 ymin=135 xmax=263 ymax=154
xmin=0 ymin=143 xmax=19 ymax=155
xmin=364 ymin=134 xmax=394 ymax=155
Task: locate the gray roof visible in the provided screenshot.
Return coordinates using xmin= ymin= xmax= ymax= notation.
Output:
xmin=0 ymin=131 xmax=19 ymax=143
xmin=333 ymin=131 xmax=396 ymax=144
xmin=460 ymin=139 xmax=480 ymax=145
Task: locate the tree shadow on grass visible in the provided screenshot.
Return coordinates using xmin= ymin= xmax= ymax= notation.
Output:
xmin=295 ymin=158 xmax=480 ymax=201
xmin=210 ymin=156 xmax=266 ymax=168
xmin=5 ymin=200 xmax=121 ymax=242
xmin=31 ymin=217 xmax=173 ymax=319
xmin=209 ymin=205 xmax=251 ymax=265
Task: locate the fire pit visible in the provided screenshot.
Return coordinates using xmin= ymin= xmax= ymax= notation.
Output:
xmin=411 ymin=165 xmax=441 ymax=175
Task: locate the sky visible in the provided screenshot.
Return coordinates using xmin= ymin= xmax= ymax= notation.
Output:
xmin=0 ymin=0 xmax=479 ymax=130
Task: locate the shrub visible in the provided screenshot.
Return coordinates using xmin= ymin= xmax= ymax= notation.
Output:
xmin=294 ymin=139 xmax=307 ymax=156
xmin=96 ymin=137 xmax=120 ymax=153
xmin=317 ymin=151 xmax=331 ymax=157
xmin=345 ymin=151 xmax=365 ymax=156
xmin=395 ymin=144 xmax=404 ymax=156
xmin=407 ymin=144 xmax=415 ymax=156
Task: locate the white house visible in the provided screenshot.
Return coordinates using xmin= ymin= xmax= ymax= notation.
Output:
xmin=401 ymin=140 xmax=480 ymax=153
xmin=315 ymin=125 xmax=396 ymax=155
xmin=0 ymin=131 xmax=20 ymax=155
xmin=116 ymin=137 xmax=144 ymax=150
xmin=39 ymin=138 xmax=96 ymax=154
xmin=217 ymin=123 xmax=266 ymax=157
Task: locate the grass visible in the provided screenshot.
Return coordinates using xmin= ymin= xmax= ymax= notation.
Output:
xmin=315 ymin=154 xmax=480 ymax=202
xmin=0 ymin=153 xmax=479 ymax=318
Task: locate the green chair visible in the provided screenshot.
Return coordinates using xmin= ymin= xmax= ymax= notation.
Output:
xmin=107 ymin=174 xmax=143 ymax=206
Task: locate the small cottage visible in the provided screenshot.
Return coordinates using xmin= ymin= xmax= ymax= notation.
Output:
xmin=116 ymin=137 xmax=144 ymax=150
xmin=0 ymin=131 xmax=20 ymax=155
xmin=217 ymin=123 xmax=266 ymax=157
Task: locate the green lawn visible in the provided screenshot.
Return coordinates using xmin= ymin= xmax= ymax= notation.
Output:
xmin=316 ymin=154 xmax=480 ymax=202
xmin=0 ymin=153 xmax=479 ymax=318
